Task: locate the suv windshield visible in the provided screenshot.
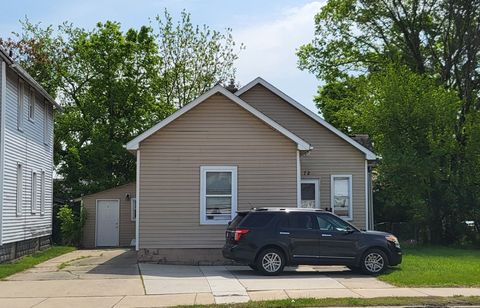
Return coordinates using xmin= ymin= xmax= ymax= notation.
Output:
xmin=228 ymin=213 xmax=246 ymax=229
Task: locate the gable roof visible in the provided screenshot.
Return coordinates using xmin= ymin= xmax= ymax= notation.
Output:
xmin=235 ymin=77 xmax=377 ymax=160
xmin=126 ymin=85 xmax=312 ymax=151
xmin=0 ymin=48 xmax=62 ymax=110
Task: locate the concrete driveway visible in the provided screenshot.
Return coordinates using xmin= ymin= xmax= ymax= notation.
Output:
xmin=2 ymin=248 xmax=479 ymax=307
xmin=139 ymin=263 xmax=395 ymax=304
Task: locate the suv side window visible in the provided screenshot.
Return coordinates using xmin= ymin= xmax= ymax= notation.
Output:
xmin=239 ymin=213 xmax=276 ymax=228
xmin=281 ymin=213 xmax=318 ymax=230
xmin=316 ymin=213 xmax=353 ymax=232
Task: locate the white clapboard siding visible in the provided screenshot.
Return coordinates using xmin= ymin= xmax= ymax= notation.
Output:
xmin=1 ymin=67 xmax=53 ymax=244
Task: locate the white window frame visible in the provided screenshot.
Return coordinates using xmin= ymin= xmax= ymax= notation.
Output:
xmin=28 ymin=88 xmax=35 ymax=122
xmin=300 ymin=179 xmax=320 ymax=209
xmin=17 ymin=79 xmax=24 ymax=131
xmin=31 ymin=171 xmax=37 ymax=214
xmin=43 ymin=101 xmax=49 ymax=145
xmin=200 ymin=166 xmax=237 ymax=225
xmin=40 ymin=170 xmax=45 ymax=215
xmin=16 ymin=163 xmax=23 ymax=215
xmin=331 ymin=175 xmax=353 ymax=220
xmin=131 ymin=197 xmax=136 ymax=222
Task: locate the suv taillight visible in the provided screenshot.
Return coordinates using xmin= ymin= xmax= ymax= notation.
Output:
xmin=234 ymin=229 xmax=250 ymax=241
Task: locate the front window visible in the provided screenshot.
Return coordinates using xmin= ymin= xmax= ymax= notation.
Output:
xmin=200 ymin=166 xmax=237 ymax=224
xmin=331 ymin=175 xmax=352 ymax=220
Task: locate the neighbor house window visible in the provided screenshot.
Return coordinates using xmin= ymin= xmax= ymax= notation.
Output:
xmin=28 ymin=88 xmax=35 ymax=121
xmin=200 ymin=166 xmax=237 ymax=224
xmin=43 ymin=101 xmax=48 ymax=145
xmin=16 ymin=163 xmax=23 ymax=215
xmin=17 ymin=80 xmax=24 ymax=131
xmin=40 ymin=170 xmax=45 ymax=215
xmin=331 ymin=175 xmax=352 ymax=220
xmin=131 ymin=197 xmax=136 ymax=222
xmin=31 ymin=171 xmax=37 ymax=213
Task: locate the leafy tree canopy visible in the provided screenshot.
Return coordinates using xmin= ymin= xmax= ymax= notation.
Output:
xmin=1 ymin=11 xmax=243 ymax=200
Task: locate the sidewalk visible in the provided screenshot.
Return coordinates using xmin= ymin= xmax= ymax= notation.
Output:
xmin=1 ymin=287 xmax=480 ymax=308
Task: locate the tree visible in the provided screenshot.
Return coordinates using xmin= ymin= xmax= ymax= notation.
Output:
xmin=2 ymin=11 xmax=242 ymax=200
xmin=297 ymin=0 xmax=480 ymax=244
xmin=360 ymin=65 xmax=460 ymax=242
xmin=156 ymin=10 xmax=243 ymax=107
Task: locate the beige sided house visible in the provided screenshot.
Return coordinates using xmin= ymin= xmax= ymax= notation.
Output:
xmin=82 ymin=78 xmax=377 ymax=263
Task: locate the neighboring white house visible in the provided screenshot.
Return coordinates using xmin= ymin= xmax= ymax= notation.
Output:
xmin=0 ymin=48 xmax=61 ymax=262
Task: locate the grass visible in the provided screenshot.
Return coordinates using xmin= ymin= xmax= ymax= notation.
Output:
xmin=57 ymin=255 xmax=91 ymax=270
xmin=179 ymin=296 xmax=480 ymax=307
xmin=0 ymin=246 xmax=76 ymax=280
xmin=379 ymin=246 xmax=480 ymax=287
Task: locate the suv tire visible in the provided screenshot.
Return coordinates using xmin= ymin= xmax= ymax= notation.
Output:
xmin=256 ymin=248 xmax=285 ymax=276
xmin=361 ymin=249 xmax=388 ymax=275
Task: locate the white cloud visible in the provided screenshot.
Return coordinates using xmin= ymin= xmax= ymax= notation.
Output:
xmin=233 ymin=1 xmax=326 ymax=112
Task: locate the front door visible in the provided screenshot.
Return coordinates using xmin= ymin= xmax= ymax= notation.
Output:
xmin=279 ymin=212 xmax=320 ymax=263
xmin=96 ymin=199 xmax=120 ymax=247
xmin=300 ymin=179 xmax=319 ymax=209
xmin=315 ymin=213 xmax=358 ymax=262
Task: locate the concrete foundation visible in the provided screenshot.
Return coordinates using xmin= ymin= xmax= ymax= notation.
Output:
xmin=0 ymin=236 xmax=51 ymax=263
xmin=137 ymin=248 xmax=235 ymax=265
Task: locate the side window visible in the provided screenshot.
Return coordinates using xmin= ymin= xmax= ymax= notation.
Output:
xmin=43 ymin=101 xmax=49 ymax=145
xmin=28 ymin=88 xmax=35 ymax=121
xmin=288 ymin=213 xmax=318 ymax=230
xmin=17 ymin=79 xmax=24 ymax=131
xmin=16 ymin=163 xmax=23 ymax=215
xmin=239 ymin=213 xmax=275 ymax=228
xmin=131 ymin=197 xmax=137 ymax=222
xmin=316 ymin=214 xmax=353 ymax=232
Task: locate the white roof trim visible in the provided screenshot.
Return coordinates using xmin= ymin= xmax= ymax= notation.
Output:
xmin=235 ymin=77 xmax=377 ymax=160
xmin=126 ymin=85 xmax=312 ymax=151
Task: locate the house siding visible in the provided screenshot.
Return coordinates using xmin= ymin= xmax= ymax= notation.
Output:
xmin=82 ymin=182 xmax=136 ymax=248
xmin=1 ymin=67 xmax=54 ymax=244
xmin=138 ymin=93 xmax=298 ymax=249
xmin=239 ymin=84 xmax=367 ymax=229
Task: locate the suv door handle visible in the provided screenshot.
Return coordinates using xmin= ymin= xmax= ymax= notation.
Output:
xmin=321 ymin=234 xmax=332 ymax=237
xmin=279 ymin=231 xmax=290 ymax=235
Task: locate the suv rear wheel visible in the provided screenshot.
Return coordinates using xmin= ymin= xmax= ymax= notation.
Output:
xmin=256 ymin=248 xmax=285 ymax=276
xmin=361 ymin=249 xmax=388 ymax=275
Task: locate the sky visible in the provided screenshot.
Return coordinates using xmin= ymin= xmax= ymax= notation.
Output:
xmin=0 ymin=0 xmax=326 ymax=113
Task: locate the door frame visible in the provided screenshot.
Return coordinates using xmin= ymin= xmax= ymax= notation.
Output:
xmin=300 ymin=179 xmax=320 ymax=209
xmin=95 ymin=199 xmax=120 ymax=247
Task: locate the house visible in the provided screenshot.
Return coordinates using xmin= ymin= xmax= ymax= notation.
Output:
xmin=0 ymin=49 xmax=60 ymax=262
xmin=81 ymin=78 xmax=377 ymax=263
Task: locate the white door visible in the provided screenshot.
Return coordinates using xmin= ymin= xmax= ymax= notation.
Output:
xmin=300 ymin=179 xmax=320 ymax=209
xmin=96 ymin=200 xmax=120 ymax=247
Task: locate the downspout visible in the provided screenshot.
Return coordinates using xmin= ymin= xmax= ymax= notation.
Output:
xmin=365 ymin=160 xmax=369 ymax=231
xmin=135 ymin=150 xmax=140 ymax=251
xmin=0 ymin=61 xmax=6 ymax=245
xmin=296 ymin=150 xmax=301 ymax=207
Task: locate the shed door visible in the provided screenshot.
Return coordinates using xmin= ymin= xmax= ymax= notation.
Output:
xmin=96 ymin=200 xmax=120 ymax=247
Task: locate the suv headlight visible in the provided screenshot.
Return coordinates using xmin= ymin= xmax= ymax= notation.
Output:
xmin=386 ymin=235 xmax=400 ymax=248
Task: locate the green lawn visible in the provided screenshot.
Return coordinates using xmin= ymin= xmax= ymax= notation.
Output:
xmin=379 ymin=246 xmax=480 ymax=287
xmin=0 ymin=246 xmax=76 ymax=280
xmin=180 ymin=296 xmax=480 ymax=308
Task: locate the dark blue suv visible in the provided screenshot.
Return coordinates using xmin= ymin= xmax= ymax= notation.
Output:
xmin=222 ymin=208 xmax=402 ymax=275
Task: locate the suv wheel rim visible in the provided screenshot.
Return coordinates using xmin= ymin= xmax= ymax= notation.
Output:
xmin=262 ymin=252 xmax=281 ymax=273
xmin=364 ymin=252 xmax=384 ymax=273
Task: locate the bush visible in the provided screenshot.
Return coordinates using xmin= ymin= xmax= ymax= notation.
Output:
xmin=56 ymin=205 xmax=86 ymax=246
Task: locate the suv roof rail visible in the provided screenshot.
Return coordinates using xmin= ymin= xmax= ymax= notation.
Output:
xmin=250 ymin=207 xmax=325 ymax=212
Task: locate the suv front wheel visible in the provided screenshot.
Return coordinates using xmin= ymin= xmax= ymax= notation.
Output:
xmin=361 ymin=249 xmax=388 ymax=275
xmin=256 ymin=248 xmax=285 ymax=276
